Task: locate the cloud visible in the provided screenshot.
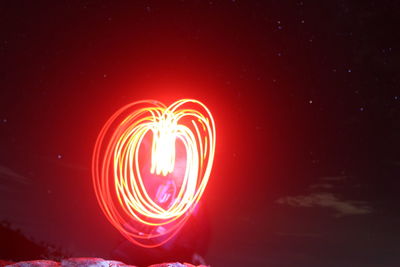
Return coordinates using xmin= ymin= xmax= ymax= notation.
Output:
xmin=275 ymin=231 xmax=320 ymax=238
xmin=320 ymin=175 xmax=347 ymax=181
xmin=0 ymin=165 xmax=30 ymax=192
xmin=0 ymin=165 xmax=30 ymax=184
xmin=276 ymin=192 xmax=372 ymax=217
xmin=309 ymin=183 xmax=334 ymax=189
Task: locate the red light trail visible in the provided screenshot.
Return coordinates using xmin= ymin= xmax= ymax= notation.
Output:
xmin=92 ymin=99 xmax=216 ymax=247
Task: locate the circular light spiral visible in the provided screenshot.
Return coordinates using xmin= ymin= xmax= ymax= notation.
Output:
xmin=92 ymin=99 xmax=216 ymax=247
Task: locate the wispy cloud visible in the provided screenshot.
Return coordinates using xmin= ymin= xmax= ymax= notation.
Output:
xmin=320 ymin=175 xmax=347 ymax=181
xmin=0 ymin=165 xmax=30 ymax=192
xmin=309 ymin=183 xmax=334 ymax=189
xmin=276 ymin=192 xmax=372 ymax=217
xmin=275 ymin=231 xmax=320 ymax=238
xmin=0 ymin=165 xmax=30 ymax=185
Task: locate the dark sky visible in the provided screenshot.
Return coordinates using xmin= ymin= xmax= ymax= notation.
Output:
xmin=1 ymin=1 xmax=400 ymax=266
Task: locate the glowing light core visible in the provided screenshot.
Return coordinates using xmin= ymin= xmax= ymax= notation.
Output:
xmin=92 ymin=99 xmax=216 ymax=247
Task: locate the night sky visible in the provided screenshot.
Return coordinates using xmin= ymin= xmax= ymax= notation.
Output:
xmin=1 ymin=1 xmax=400 ymax=266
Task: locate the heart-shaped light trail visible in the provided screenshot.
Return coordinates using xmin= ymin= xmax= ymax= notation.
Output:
xmin=92 ymin=99 xmax=216 ymax=247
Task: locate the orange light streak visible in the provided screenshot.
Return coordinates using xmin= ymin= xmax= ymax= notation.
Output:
xmin=92 ymin=99 xmax=216 ymax=247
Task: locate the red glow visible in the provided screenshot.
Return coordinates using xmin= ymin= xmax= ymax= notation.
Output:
xmin=92 ymin=99 xmax=216 ymax=248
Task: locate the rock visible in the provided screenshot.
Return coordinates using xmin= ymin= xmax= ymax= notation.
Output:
xmin=61 ymin=258 xmax=133 ymax=267
xmin=5 ymin=260 xmax=59 ymax=267
xmin=0 ymin=261 xmax=13 ymax=267
xmin=147 ymin=263 xmax=196 ymax=267
xmin=2 ymin=258 xmax=205 ymax=267
xmin=61 ymin=258 xmax=104 ymax=267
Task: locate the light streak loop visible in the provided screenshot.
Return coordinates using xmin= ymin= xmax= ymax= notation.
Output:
xmin=92 ymin=99 xmax=216 ymax=247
